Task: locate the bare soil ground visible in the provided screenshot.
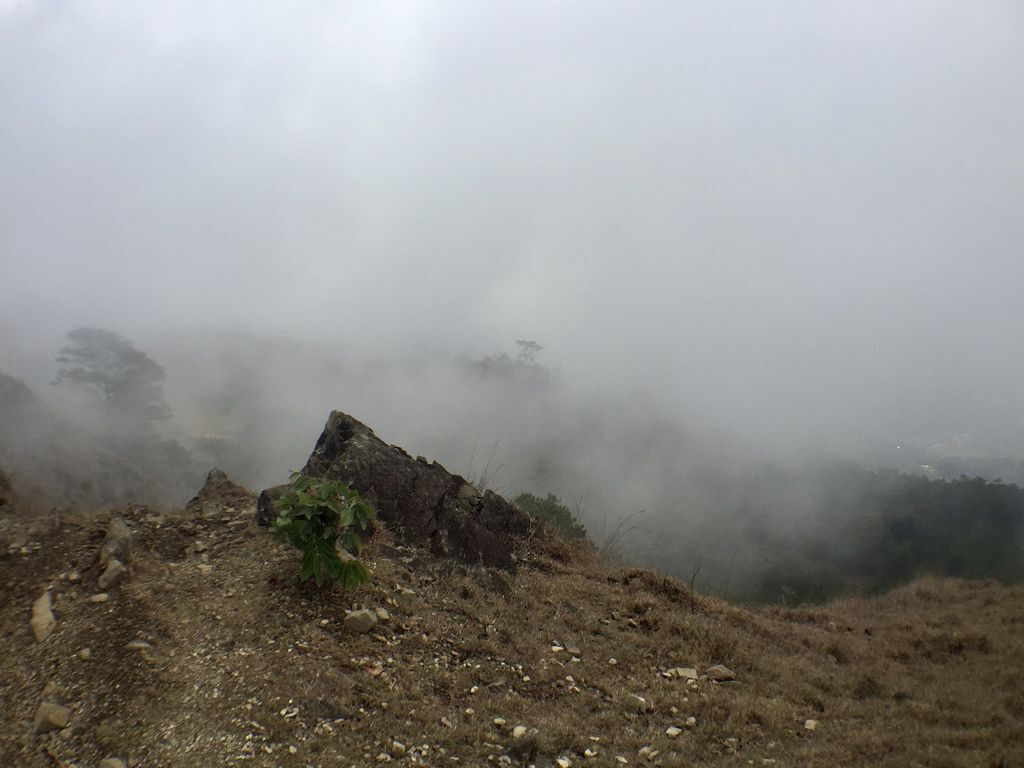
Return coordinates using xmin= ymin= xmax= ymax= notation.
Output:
xmin=2 ymin=500 xmax=1022 ymax=768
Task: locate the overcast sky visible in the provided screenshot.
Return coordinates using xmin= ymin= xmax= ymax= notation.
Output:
xmin=2 ymin=1 xmax=1024 ymax=454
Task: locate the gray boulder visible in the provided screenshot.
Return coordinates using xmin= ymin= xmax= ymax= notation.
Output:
xmin=98 ymin=517 xmax=133 ymax=566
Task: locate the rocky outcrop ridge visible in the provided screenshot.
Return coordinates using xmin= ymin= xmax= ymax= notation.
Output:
xmin=261 ymin=412 xmax=532 ymax=567
xmin=186 ymin=467 xmax=255 ymax=517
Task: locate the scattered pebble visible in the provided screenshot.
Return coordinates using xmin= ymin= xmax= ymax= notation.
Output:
xmin=663 ymin=666 xmax=698 ymax=680
xmin=344 ymin=609 xmax=378 ymax=634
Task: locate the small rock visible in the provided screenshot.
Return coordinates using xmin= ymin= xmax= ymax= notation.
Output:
xmin=30 ymin=592 xmax=56 ymax=642
xmin=512 ymin=725 xmax=527 ymax=738
xmin=99 ymin=759 xmax=127 ymax=768
xmin=375 ymin=607 xmax=390 ymax=621
xmin=493 ymin=717 xmax=506 ymax=726
xmin=391 ymin=741 xmax=406 ymax=756
xmin=344 ymin=609 xmax=378 ymax=634
xmin=685 ymin=716 xmax=697 ymax=727
xmin=804 ymin=719 xmax=818 ymax=731
xmin=638 ymin=746 xmax=658 ymax=760
xmin=33 ymin=702 xmax=71 ymax=733
xmin=65 ymin=570 xmax=81 ymax=583
xmin=557 ymin=757 xmax=572 ymax=768
xmin=79 ymin=648 xmax=92 ymax=660
xmin=194 ymin=541 xmax=207 ymax=553
xmin=704 ymin=664 xmax=735 ymax=682
xmin=565 ymin=645 xmax=581 ymax=656
xmin=88 ymin=593 xmax=110 ymax=604
xmin=608 ymin=657 xmax=618 ymax=666
xmin=98 ymin=559 xmax=127 ymax=589
xmin=197 ymin=563 xmax=213 ymax=575
xmin=665 ymin=726 xmax=682 ymax=738
xmin=665 ymin=667 xmax=698 ymax=680
xmin=125 ymin=640 xmax=154 ymax=652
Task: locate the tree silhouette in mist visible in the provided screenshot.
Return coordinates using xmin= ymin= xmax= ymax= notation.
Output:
xmin=52 ymin=327 xmax=171 ymax=423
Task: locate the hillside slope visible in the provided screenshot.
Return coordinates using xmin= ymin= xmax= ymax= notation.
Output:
xmin=2 ymin=486 xmax=1021 ymax=768
xmin=0 ymin=372 xmax=192 ymax=510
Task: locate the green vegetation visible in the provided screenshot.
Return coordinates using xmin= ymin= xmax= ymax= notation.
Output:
xmin=271 ymin=472 xmax=376 ymax=588
xmin=747 ymin=468 xmax=1024 ymax=604
xmin=513 ymin=491 xmax=587 ymax=540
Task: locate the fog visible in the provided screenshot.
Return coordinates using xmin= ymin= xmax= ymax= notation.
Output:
xmin=3 ymin=2 xmax=1024 ymax=594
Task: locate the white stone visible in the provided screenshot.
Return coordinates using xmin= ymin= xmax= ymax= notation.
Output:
xmin=31 ymin=592 xmax=56 ymax=642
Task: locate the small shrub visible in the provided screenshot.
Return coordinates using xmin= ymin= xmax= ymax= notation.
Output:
xmin=271 ymin=472 xmax=376 ymax=588
xmin=513 ymin=491 xmax=587 ymax=540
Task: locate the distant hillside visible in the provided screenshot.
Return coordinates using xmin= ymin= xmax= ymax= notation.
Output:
xmin=0 ymin=372 xmax=194 ymax=510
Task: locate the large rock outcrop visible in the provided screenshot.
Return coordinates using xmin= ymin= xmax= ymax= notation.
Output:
xmin=261 ymin=412 xmax=532 ymax=567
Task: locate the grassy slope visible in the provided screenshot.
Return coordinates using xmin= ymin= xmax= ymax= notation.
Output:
xmin=1 ymin=503 xmax=1022 ymax=768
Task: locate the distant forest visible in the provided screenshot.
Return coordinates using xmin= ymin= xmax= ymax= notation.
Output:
xmin=735 ymin=466 xmax=1024 ymax=604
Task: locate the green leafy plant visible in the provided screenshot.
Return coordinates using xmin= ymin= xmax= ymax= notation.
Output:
xmin=271 ymin=472 xmax=376 ymax=588
xmin=513 ymin=491 xmax=588 ymax=540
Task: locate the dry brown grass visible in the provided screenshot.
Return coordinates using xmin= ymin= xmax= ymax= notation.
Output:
xmin=1 ymin=505 xmax=1022 ymax=767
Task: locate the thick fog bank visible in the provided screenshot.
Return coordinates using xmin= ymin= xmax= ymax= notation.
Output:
xmin=4 ymin=2 xmax=1024 ymax=597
